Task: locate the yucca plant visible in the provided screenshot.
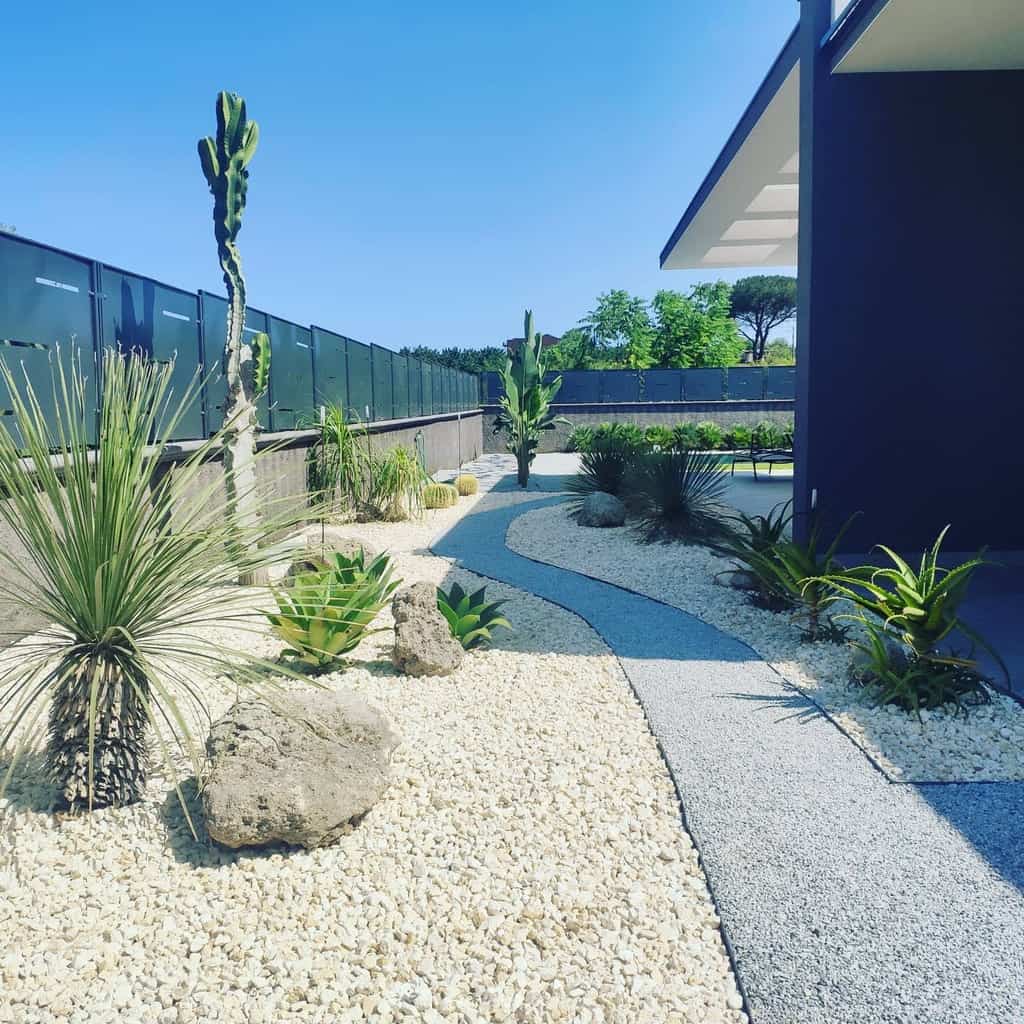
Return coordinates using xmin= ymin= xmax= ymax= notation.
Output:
xmin=367 ymin=445 xmax=429 ymax=521
xmin=267 ymin=551 xmax=400 ymax=672
xmin=305 ymin=402 xmax=370 ymax=512
xmin=436 ymin=582 xmax=511 ymax=649
xmin=625 ymin=449 xmax=730 ymax=543
xmin=818 ymin=525 xmax=1007 ymax=702
xmin=567 ymin=447 xmax=634 ymax=511
xmin=0 ymin=350 xmax=310 ymax=816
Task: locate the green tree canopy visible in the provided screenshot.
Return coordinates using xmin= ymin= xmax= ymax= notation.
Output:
xmin=730 ymin=275 xmax=797 ymax=363
xmin=579 ymin=290 xmax=654 ymax=368
xmin=650 ymin=284 xmax=745 ymax=368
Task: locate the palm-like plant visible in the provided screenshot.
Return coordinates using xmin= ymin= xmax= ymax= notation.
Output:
xmin=305 ymin=402 xmax=370 ymax=512
xmin=818 ymin=526 xmax=1007 ymax=685
xmin=567 ymin=448 xmax=634 ymax=511
xmin=492 ymin=310 xmax=566 ymax=487
xmin=0 ymin=350 xmax=308 ymax=815
xmin=436 ymin=582 xmax=511 ymax=649
xmin=625 ymin=449 xmax=730 ymax=543
xmin=267 ymin=551 xmax=400 ymax=672
xmin=368 ymin=445 xmax=429 ymax=521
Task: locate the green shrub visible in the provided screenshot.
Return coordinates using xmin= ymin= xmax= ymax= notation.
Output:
xmin=723 ymin=424 xmax=752 ymax=451
xmin=752 ymin=421 xmax=785 ymax=449
xmin=644 ymin=425 xmax=675 ymax=450
xmin=423 ymin=482 xmax=459 ymax=509
xmin=671 ymin=423 xmax=700 ymax=451
xmin=819 ymin=526 xmax=1005 ymax=711
xmin=268 ymin=550 xmax=401 ymax=673
xmin=0 ymin=350 xmax=310 ymax=815
xmin=369 ymin=445 xmax=430 ymax=520
xmin=625 ymin=450 xmax=730 ymax=543
xmin=592 ymin=422 xmax=647 ymax=453
xmin=568 ymin=447 xmax=634 ymax=511
xmin=565 ymin=426 xmax=595 ymax=452
xmin=694 ymin=421 xmax=724 ymax=451
xmin=436 ymin=581 xmax=512 ymax=649
xmin=716 ymin=500 xmax=794 ymax=610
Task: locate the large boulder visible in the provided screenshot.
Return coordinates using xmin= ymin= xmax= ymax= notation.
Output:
xmin=299 ymin=525 xmax=379 ymax=564
xmin=578 ymin=491 xmax=627 ymax=528
xmin=391 ymin=582 xmax=463 ymax=677
xmin=202 ymin=691 xmax=400 ymax=850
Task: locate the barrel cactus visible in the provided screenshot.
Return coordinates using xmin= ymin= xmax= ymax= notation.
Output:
xmin=454 ymin=474 xmax=479 ymax=496
xmin=423 ymin=482 xmax=459 ymax=509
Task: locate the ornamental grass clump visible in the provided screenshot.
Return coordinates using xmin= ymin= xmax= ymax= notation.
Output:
xmin=267 ymin=550 xmax=400 ymax=673
xmin=0 ymin=350 xmax=310 ymax=816
xmin=818 ymin=526 xmax=1005 ymax=713
xmin=625 ymin=449 xmax=730 ymax=543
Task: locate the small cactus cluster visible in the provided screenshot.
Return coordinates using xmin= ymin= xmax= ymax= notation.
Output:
xmin=423 ymin=482 xmax=459 ymax=509
xmin=454 ymin=474 xmax=479 ymax=496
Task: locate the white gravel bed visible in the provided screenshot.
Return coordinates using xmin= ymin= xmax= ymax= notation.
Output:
xmin=506 ymin=503 xmax=1024 ymax=784
xmin=0 ymin=498 xmax=744 ymax=1024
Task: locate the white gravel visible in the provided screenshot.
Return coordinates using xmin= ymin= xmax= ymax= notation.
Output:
xmin=0 ymin=496 xmax=745 ymax=1024
xmin=506 ymin=502 xmax=1024 ymax=783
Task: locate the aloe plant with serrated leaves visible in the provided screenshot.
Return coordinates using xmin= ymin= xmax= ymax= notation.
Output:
xmin=268 ymin=551 xmax=401 ymax=672
xmin=816 ymin=525 xmax=1007 ymax=706
xmin=715 ymin=500 xmax=794 ymax=610
xmin=436 ymin=582 xmax=512 ymax=649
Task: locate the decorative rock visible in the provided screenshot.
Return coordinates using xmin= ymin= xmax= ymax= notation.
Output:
xmin=202 ymin=691 xmax=400 ymax=849
xmin=299 ymin=525 xmax=380 ymax=565
xmin=392 ymin=583 xmax=463 ymax=677
xmin=578 ymin=492 xmax=627 ymax=528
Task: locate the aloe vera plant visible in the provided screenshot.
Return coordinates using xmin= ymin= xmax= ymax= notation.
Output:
xmin=819 ymin=526 xmax=1007 ymax=699
xmin=436 ymin=582 xmax=511 ymax=649
xmin=267 ymin=551 xmax=401 ymax=672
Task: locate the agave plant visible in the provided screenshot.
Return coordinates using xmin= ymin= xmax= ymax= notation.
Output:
xmin=715 ymin=500 xmax=794 ymax=610
xmin=0 ymin=350 xmax=308 ymax=815
xmin=267 ymin=551 xmax=400 ymax=672
xmin=625 ymin=449 xmax=730 ymax=543
xmin=818 ymin=525 xmax=1007 ymax=691
xmin=492 ymin=310 xmax=566 ymax=487
xmin=436 ymin=582 xmax=511 ymax=649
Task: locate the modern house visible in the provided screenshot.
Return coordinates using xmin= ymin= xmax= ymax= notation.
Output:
xmin=660 ymin=0 xmax=1024 ymax=554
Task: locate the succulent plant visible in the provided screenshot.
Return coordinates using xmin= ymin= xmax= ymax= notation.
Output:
xmin=423 ymin=482 xmax=459 ymax=509
xmin=436 ymin=582 xmax=511 ymax=649
xmin=454 ymin=474 xmax=479 ymax=496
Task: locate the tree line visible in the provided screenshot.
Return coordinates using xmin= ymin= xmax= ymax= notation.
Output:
xmin=401 ymin=275 xmax=797 ymax=374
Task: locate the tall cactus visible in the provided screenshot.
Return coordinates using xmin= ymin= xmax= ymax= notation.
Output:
xmin=493 ymin=310 xmax=566 ymax=487
xmin=198 ymin=91 xmax=269 ymax=581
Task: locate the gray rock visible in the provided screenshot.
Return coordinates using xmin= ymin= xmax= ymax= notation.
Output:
xmin=578 ymin=491 xmax=627 ymax=528
xmin=391 ymin=583 xmax=463 ymax=677
xmin=299 ymin=525 xmax=380 ymax=565
xmin=202 ymin=691 xmax=400 ymax=850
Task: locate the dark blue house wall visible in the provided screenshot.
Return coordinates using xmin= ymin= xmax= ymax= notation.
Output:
xmin=798 ymin=59 xmax=1023 ymax=551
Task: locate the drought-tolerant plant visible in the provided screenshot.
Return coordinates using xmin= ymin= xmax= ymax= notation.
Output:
xmin=305 ymin=403 xmax=370 ymax=512
xmin=723 ymin=424 xmax=753 ymax=451
xmin=716 ymin=500 xmax=794 ymax=609
xmin=567 ymin=447 xmax=634 ymax=511
xmin=454 ymin=473 xmax=479 ymax=496
xmin=751 ymin=420 xmax=785 ymax=449
xmin=625 ymin=450 xmax=730 ymax=543
xmin=818 ymin=526 xmax=1005 ymax=709
xmin=0 ymin=351 xmax=308 ymax=814
xmin=436 ymin=582 xmax=512 ymax=649
xmin=198 ymin=90 xmax=271 ymax=583
xmin=694 ymin=421 xmax=724 ymax=451
xmin=565 ymin=425 xmax=595 ymax=452
xmin=368 ymin=445 xmax=429 ymax=520
xmin=267 ymin=551 xmax=400 ymax=673
xmin=423 ymin=482 xmax=459 ymax=509
xmin=644 ymin=425 xmax=675 ymax=450
xmin=671 ymin=423 xmax=701 ymax=451
xmin=492 ymin=310 xmax=566 ymax=486
xmin=592 ymin=422 xmax=646 ymax=453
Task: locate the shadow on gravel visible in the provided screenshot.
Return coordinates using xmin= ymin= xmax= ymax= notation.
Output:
xmin=725 ymin=690 xmax=828 ymax=726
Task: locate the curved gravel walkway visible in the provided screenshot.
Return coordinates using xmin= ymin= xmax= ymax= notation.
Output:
xmin=431 ymin=479 xmax=1024 ymax=1024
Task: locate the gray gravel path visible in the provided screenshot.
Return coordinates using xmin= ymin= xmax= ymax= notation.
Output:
xmin=432 ymin=472 xmax=1024 ymax=1024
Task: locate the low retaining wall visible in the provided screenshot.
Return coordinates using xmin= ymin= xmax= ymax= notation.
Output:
xmin=482 ymin=401 xmax=793 ymax=454
xmin=0 ymin=410 xmax=483 ymax=644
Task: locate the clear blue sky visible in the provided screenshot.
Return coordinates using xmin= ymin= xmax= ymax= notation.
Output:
xmin=1 ymin=1 xmax=797 ymax=352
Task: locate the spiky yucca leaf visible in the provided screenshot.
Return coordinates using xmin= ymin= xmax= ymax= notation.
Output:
xmin=0 ymin=349 xmax=315 ymax=818
xmin=436 ymin=581 xmax=511 ymax=649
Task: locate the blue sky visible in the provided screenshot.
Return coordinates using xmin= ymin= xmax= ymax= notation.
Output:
xmin=1 ymin=1 xmax=796 ymax=351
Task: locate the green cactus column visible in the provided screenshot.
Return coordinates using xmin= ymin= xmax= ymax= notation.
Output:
xmin=198 ymin=91 xmax=270 ymax=583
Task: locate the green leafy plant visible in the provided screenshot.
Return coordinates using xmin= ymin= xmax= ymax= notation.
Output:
xmin=305 ymin=403 xmax=370 ymax=512
xmin=423 ymin=482 xmax=459 ymax=509
xmin=643 ymin=425 xmax=675 ymax=450
xmin=752 ymin=420 xmax=785 ymax=449
xmin=671 ymin=423 xmax=700 ymax=451
xmin=716 ymin=500 xmax=794 ymax=609
xmin=723 ymin=424 xmax=752 ymax=451
xmin=267 ymin=550 xmax=400 ymax=672
xmin=0 ymin=350 xmax=310 ymax=816
xmin=198 ymin=90 xmax=267 ymax=583
xmin=818 ymin=526 xmax=1006 ymax=709
xmin=436 ymin=582 xmax=512 ymax=649
xmin=368 ymin=445 xmax=429 ymax=520
xmin=625 ymin=450 xmax=730 ymax=543
xmin=565 ymin=425 xmax=595 ymax=452
xmin=492 ymin=310 xmax=566 ymax=486
xmin=567 ymin=447 xmax=634 ymax=511
xmin=694 ymin=421 xmax=724 ymax=451
xmin=592 ymin=422 xmax=646 ymax=453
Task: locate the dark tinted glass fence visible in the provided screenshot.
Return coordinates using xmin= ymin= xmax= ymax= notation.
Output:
xmin=481 ymin=366 xmax=795 ymax=404
xmin=0 ymin=233 xmax=481 ymax=443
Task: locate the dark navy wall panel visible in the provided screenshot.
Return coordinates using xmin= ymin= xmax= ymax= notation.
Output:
xmin=346 ymin=339 xmax=372 ymax=422
xmin=370 ymin=345 xmax=393 ymax=421
xmin=766 ymin=366 xmax=796 ymax=400
xmin=268 ymin=316 xmax=313 ymax=430
xmin=726 ymin=367 xmax=764 ymax=401
xmin=311 ymin=326 xmax=348 ymax=414
xmin=683 ymin=369 xmax=724 ymax=401
xmin=643 ymin=369 xmax=683 ymax=402
xmin=799 ymin=64 xmax=1024 ymax=550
